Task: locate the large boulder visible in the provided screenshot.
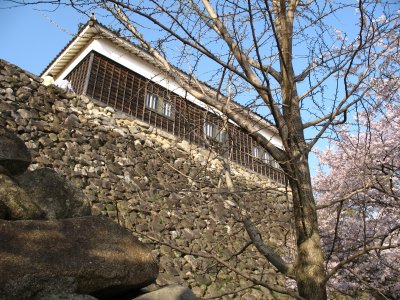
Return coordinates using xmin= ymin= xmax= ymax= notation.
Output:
xmin=0 ymin=216 xmax=159 ymax=299
xmin=15 ymin=168 xmax=91 ymax=219
xmin=0 ymin=128 xmax=31 ymax=175
xmin=0 ymin=173 xmax=45 ymax=220
xmin=38 ymin=294 xmax=98 ymax=300
xmin=133 ymin=285 xmax=198 ymax=300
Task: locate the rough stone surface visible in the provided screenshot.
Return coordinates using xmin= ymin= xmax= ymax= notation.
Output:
xmin=38 ymin=294 xmax=98 ymax=300
xmin=0 ymin=173 xmax=45 ymax=220
xmin=0 ymin=127 xmax=31 ymax=175
xmin=0 ymin=198 xmax=8 ymax=219
xmin=0 ymin=58 xmax=293 ymax=299
xmin=0 ymin=216 xmax=159 ymax=300
xmin=133 ymin=285 xmax=198 ymax=300
xmin=15 ymin=168 xmax=91 ymax=219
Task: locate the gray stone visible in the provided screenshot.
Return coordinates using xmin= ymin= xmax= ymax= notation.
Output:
xmin=0 ymin=173 xmax=45 ymax=220
xmin=190 ymin=286 xmax=205 ymax=298
xmin=17 ymin=108 xmax=33 ymax=119
xmin=144 ymin=139 xmax=153 ymax=148
xmin=64 ymin=114 xmax=80 ymax=129
xmin=5 ymin=87 xmax=14 ymax=96
xmin=105 ymin=106 xmax=115 ymax=113
xmin=54 ymin=100 xmax=67 ymax=112
xmin=16 ymin=86 xmax=32 ymax=101
xmin=80 ymin=95 xmax=90 ymax=104
xmin=134 ymin=139 xmax=143 ymax=150
xmin=19 ymin=72 xmax=31 ymax=84
xmin=0 ymin=216 xmax=159 ymax=299
xmin=128 ymin=126 xmax=141 ymax=135
xmin=177 ymin=141 xmax=191 ymax=153
xmin=0 ymin=128 xmax=31 ymax=175
xmin=15 ymin=168 xmax=91 ymax=219
xmin=133 ymin=285 xmax=198 ymax=300
xmin=38 ymin=135 xmax=53 ymax=147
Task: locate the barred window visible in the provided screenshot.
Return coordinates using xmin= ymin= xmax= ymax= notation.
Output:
xmin=163 ymin=101 xmax=173 ymax=118
xmin=252 ymin=146 xmax=260 ymax=158
xmin=217 ymin=130 xmax=228 ymax=143
xmin=203 ymin=122 xmax=215 ymax=138
xmin=262 ymin=150 xmax=280 ymax=169
xmin=146 ymin=92 xmax=174 ymax=118
xmin=263 ymin=151 xmax=271 ymax=162
xmin=146 ymin=92 xmax=158 ymax=110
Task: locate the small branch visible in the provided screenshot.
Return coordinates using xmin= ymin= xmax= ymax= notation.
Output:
xmin=294 ymin=64 xmax=311 ymax=83
xmin=325 ymin=243 xmax=400 ymax=281
xmin=345 ymin=267 xmax=390 ymax=300
xmin=202 ymin=284 xmax=256 ymax=299
xmin=247 ymin=58 xmax=282 ymax=83
xmin=316 ymin=185 xmax=373 ymax=210
xmin=221 ymin=159 xmax=295 ymax=279
xmin=144 ymin=233 xmax=304 ymax=299
xmin=244 ymin=217 xmax=295 ymax=278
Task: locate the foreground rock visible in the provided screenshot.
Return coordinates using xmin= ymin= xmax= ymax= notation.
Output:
xmin=16 ymin=168 xmax=91 ymax=219
xmin=133 ymin=285 xmax=198 ymax=300
xmin=38 ymin=294 xmax=98 ymax=300
xmin=0 ymin=216 xmax=159 ymax=299
xmin=0 ymin=173 xmax=45 ymax=220
xmin=0 ymin=167 xmax=90 ymax=221
xmin=0 ymin=128 xmax=89 ymax=221
xmin=0 ymin=127 xmax=31 ymax=175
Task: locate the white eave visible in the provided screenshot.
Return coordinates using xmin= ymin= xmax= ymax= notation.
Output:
xmin=42 ymin=21 xmax=158 ymax=79
xmin=42 ymin=24 xmax=99 ymax=78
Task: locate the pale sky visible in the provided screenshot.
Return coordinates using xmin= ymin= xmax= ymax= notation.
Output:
xmin=0 ymin=3 xmax=86 ymax=75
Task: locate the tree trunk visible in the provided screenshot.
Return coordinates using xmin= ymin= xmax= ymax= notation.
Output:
xmin=289 ymin=154 xmax=327 ymax=300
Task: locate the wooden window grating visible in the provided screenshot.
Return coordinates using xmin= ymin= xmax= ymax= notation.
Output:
xmin=66 ymin=51 xmax=286 ymax=184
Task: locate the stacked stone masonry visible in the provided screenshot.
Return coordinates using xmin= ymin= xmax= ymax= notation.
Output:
xmin=0 ymin=59 xmax=294 ymax=299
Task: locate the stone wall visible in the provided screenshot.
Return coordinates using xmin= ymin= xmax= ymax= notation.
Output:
xmin=0 ymin=59 xmax=295 ymax=299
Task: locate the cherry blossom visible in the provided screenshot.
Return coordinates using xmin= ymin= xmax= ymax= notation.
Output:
xmin=314 ymin=103 xmax=400 ymax=298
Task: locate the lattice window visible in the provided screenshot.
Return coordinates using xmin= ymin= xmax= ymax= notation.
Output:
xmin=146 ymin=92 xmax=158 ymax=110
xmin=252 ymin=146 xmax=260 ymax=158
xmin=163 ymin=101 xmax=173 ymax=118
xmin=203 ymin=122 xmax=215 ymax=138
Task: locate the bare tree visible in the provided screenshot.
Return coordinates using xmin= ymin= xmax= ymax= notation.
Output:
xmin=7 ymin=0 xmax=400 ymax=299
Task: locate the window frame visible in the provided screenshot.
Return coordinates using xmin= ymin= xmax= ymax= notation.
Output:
xmin=262 ymin=151 xmax=271 ymax=163
xmin=262 ymin=150 xmax=280 ymax=169
xmin=252 ymin=146 xmax=281 ymax=169
xmin=162 ymin=101 xmax=174 ymax=118
xmin=252 ymin=146 xmax=260 ymax=158
xmin=145 ymin=91 xmax=175 ymax=119
xmin=145 ymin=92 xmax=158 ymax=110
xmin=203 ymin=122 xmax=215 ymax=139
xmin=203 ymin=121 xmax=229 ymax=145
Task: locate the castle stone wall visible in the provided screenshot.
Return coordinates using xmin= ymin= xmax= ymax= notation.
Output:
xmin=0 ymin=59 xmax=294 ymax=299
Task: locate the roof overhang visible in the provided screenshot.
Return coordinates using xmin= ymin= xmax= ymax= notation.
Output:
xmin=42 ymin=21 xmax=97 ymax=78
xmin=42 ymin=19 xmax=163 ymax=79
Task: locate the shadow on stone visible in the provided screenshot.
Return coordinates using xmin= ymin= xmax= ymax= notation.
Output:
xmin=132 ymin=285 xmax=198 ymax=300
xmin=0 ymin=127 xmax=31 ymax=176
xmin=16 ymin=168 xmax=91 ymax=219
xmin=0 ymin=216 xmax=159 ymax=299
